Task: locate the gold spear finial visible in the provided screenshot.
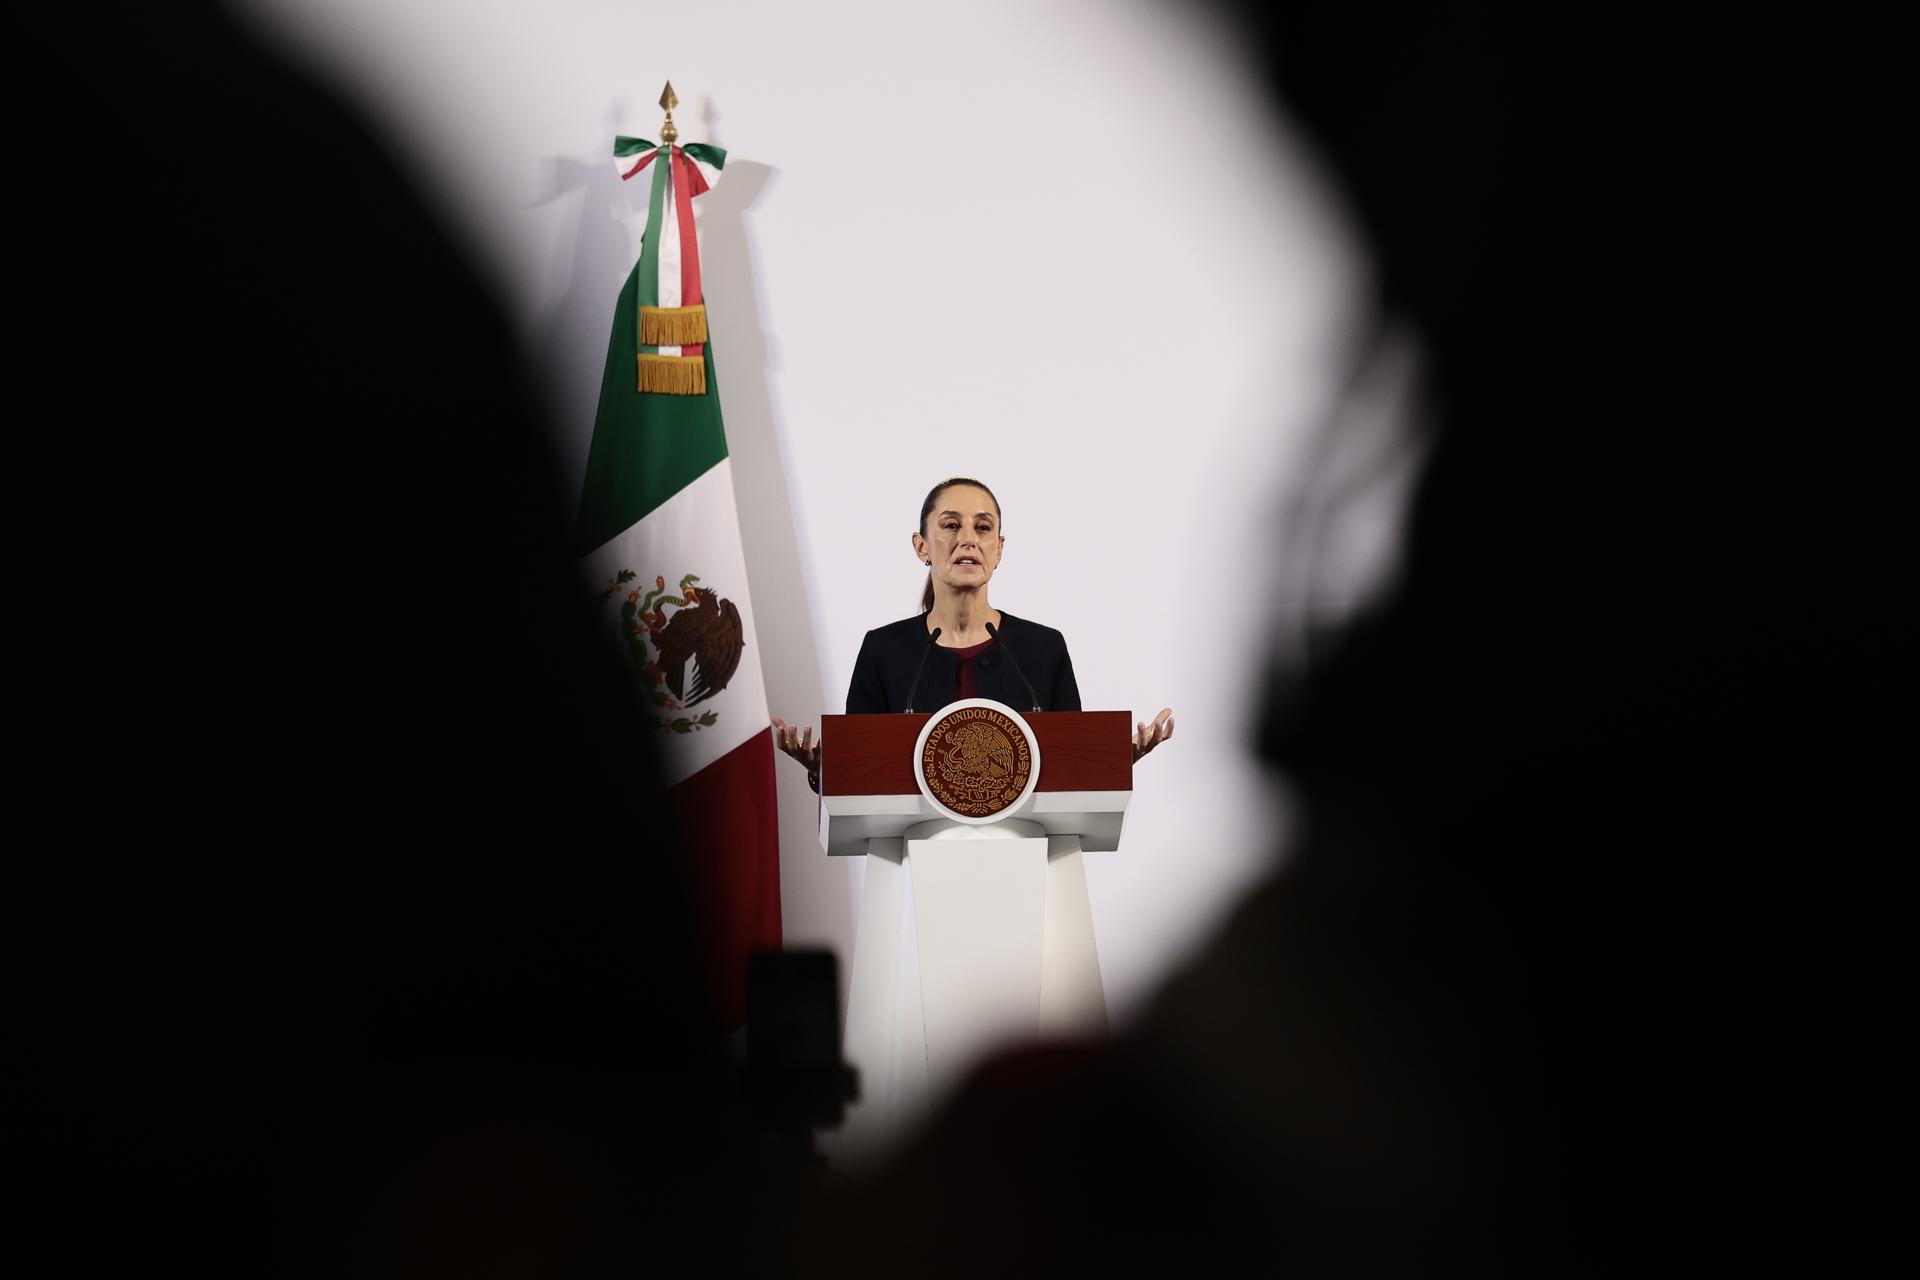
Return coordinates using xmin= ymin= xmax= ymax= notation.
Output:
xmin=658 ymin=81 xmax=679 ymax=145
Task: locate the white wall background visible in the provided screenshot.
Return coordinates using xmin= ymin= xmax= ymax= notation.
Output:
xmin=238 ymin=0 xmax=1406 ymax=1024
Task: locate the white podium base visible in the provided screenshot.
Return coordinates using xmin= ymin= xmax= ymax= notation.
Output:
xmin=830 ymin=819 xmax=1108 ymax=1166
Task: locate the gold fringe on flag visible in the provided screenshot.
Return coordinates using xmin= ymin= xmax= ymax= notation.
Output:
xmin=639 ymin=304 xmax=709 ymax=346
xmin=636 ymin=353 xmax=707 ymax=396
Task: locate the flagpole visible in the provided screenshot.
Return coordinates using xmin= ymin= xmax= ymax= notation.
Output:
xmin=658 ymin=81 xmax=679 ymax=146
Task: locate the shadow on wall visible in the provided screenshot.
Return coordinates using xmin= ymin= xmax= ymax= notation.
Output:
xmin=695 ymin=152 xmax=858 ymax=977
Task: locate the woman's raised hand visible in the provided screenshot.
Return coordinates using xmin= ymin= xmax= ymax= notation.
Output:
xmin=1132 ymin=707 xmax=1175 ymax=763
xmin=771 ymin=715 xmax=822 ymax=774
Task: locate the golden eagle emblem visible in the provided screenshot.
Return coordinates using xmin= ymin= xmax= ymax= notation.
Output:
xmin=600 ymin=571 xmax=745 ymax=734
xmin=939 ymin=721 xmax=1020 ymax=784
xmin=920 ymin=704 xmax=1034 ymax=818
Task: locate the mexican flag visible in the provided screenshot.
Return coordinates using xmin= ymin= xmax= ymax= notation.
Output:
xmin=576 ymin=133 xmax=778 ymax=1030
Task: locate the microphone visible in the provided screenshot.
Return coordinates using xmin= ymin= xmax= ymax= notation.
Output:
xmin=903 ymin=627 xmax=942 ymax=713
xmin=984 ymin=621 xmax=1040 ymax=712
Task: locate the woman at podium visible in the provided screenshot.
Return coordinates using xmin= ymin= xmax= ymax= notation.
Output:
xmin=773 ymin=477 xmax=1173 ymax=789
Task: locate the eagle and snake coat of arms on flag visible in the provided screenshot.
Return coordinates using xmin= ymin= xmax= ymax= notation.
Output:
xmin=598 ymin=570 xmax=744 ymax=734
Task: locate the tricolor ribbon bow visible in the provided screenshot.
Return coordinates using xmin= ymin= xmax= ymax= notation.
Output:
xmin=614 ymin=135 xmax=728 ymax=395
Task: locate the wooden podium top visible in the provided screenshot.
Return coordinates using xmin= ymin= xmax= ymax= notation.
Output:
xmin=818 ymin=710 xmax=1133 ymax=796
xmin=816 ymin=710 xmax=1134 ymax=855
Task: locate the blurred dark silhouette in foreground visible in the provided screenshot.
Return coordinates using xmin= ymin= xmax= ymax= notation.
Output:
xmin=7 ymin=7 xmax=759 ymax=1275
xmin=6 ymin=2 xmax=1902 ymax=1276
xmin=811 ymin=3 xmax=1905 ymax=1273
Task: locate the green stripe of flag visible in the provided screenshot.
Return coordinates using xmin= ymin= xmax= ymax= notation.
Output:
xmin=573 ymin=260 xmax=728 ymax=556
xmin=637 ymin=148 xmax=670 ymax=355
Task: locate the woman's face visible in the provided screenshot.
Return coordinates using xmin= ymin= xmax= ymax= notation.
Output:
xmin=914 ymin=484 xmax=1003 ymax=593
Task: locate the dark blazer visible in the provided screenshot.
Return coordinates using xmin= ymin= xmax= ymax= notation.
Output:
xmin=845 ymin=611 xmax=1082 ymax=713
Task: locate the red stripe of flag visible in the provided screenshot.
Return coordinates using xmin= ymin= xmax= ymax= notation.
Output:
xmin=671 ymin=147 xmax=706 ymax=358
xmin=673 ymin=727 xmax=781 ymax=1029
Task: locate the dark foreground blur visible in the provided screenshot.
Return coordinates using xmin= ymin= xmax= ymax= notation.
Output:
xmin=6 ymin=3 xmax=1903 ymax=1275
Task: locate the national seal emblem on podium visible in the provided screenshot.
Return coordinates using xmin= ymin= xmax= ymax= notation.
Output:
xmin=916 ymin=700 xmax=1041 ymax=821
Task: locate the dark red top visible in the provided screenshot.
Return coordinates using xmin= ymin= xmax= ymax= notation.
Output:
xmin=949 ymin=638 xmax=994 ymax=701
